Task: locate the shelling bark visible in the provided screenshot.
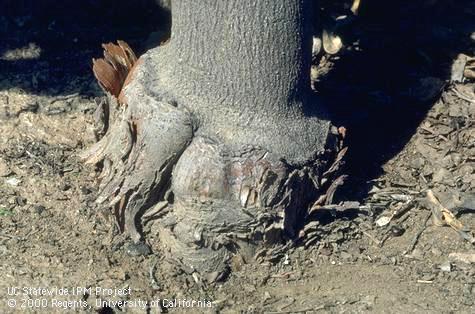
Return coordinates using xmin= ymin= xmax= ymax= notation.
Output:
xmin=83 ymin=0 xmax=344 ymax=275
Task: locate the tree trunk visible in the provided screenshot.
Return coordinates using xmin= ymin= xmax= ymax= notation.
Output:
xmin=84 ymin=0 xmax=342 ymax=277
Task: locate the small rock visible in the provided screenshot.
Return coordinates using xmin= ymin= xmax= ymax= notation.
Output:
xmin=125 ymin=242 xmax=151 ymax=256
xmin=375 ymin=216 xmax=391 ymax=227
xmin=80 ymin=186 xmax=92 ymax=195
xmin=439 ymin=261 xmax=452 ymax=272
xmin=390 ymin=257 xmax=397 ymax=265
xmin=263 ymin=291 xmax=272 ymax=302
xmin=390 ymin=226 xmax=405 ymax=237
xmin=15 ymin=196 xmax=27 ymax=206
xmin=205 ymin=271 xmax=220 ymax=283
xmin=34 ymin=205 xmax=46 ymax=215
xmin=59 ymin=182 xmax=71 ymax=191
xmin=283 ymin=254 xmax=290 ymax=265
xmin=361 ymin=295 xmax=376 ymax=307
xmin=5 ymin=177 xmax=21 ymax=186
xmin=410 ymin=157 xmax=425 ymax=169
xmin=20 ymin=102 xmax=39 ymax=113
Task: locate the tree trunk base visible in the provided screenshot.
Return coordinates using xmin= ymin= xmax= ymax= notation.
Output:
xmin=83 ymin=41 xmax=344 ymax=278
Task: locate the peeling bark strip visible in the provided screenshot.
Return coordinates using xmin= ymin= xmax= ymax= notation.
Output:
xmin=84 ymin=0 xmax=343 ymax=276
xmin=92 ymin=41 xmax=137 ymax=99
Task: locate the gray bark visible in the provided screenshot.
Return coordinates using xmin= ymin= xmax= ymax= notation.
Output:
xmin=84 ymin=0 xmax=340 ymax=277
xmin=133 ymin=0 xmax=330 ymax=164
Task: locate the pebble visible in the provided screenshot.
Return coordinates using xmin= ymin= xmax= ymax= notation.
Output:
xmin=439 ymin=261 xmax=452 ymax=272
xmin=410 ymin=157 xmax=425 ymax=169
xmin=390 ymin=226 xmax=405 ymax=237
xmin=20 ymin=102 xmax=39 ymax=113
xmin=80 ymin=186 xmax=92 ymax=195
xmin=59 ymin=182 xmax=71 ymax=191
xmin=125 ymin=242 xmax=151 ymax=256
xmin=5 ymin=177 xmax=21 ymax=186
xmin=15 ymin=196 xmax=27 ymax=206
xmin=34 ymin=205 xmax=46 ymax=215
xmin=375 ymin=216 xmax=391 ymax=227
xmin=206 ymin=271 xmax=220 ymax=283
xmin=263 ymin=291 xmax=271 ymax=301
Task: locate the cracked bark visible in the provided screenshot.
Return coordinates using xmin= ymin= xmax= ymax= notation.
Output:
xmin=84 ymin=0 xmax=342 ymax=276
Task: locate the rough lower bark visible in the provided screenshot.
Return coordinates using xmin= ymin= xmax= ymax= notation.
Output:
xmin=84 ymin=0 xmax=342 ymax=277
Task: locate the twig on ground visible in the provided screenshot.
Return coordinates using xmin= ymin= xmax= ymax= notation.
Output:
xmin=50 ymin=92 xmax=80 ymax=104
xmin=426 ymin=189 xmax=475 ymax=244
xmin=419 ymin=125 xmax=449 ymax=141
xmin=405 ymin=211 xmax=431 ymax=254
xmin=362 ymin=231 xmax=382 ymax=247
xmin=270 ymin=271 xmax=295 ymax=279
xmin=451 ymin=87 xmax=475 ymax=104
xmin=149 ymin=259 xmax=160 ymax=290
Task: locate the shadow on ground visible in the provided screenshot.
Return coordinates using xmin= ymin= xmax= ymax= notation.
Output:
xmin=318 ymin=1 xmax=475 ymax=201
xmin=0 ymin=0 xmax=169 ymax=96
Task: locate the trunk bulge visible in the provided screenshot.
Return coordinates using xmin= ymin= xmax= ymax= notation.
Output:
xmin=85 ymin=0 xmax=343 ymax=277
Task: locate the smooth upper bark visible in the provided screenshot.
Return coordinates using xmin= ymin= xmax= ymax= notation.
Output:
xmin=123 ymin=0 xmax=330 ymax=165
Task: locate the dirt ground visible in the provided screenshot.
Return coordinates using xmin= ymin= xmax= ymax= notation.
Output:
xmin=0 ymin=1 xmax=474 ymax=313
